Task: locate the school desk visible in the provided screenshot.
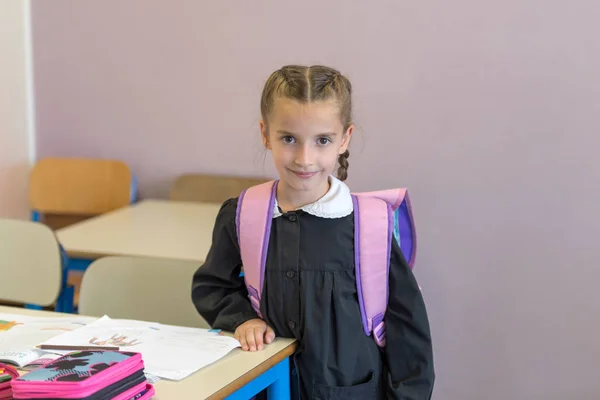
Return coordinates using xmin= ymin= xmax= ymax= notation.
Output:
xmin=56 ymin=199 xmax=221 ymax=267
xmin=0 ymin=306 xmax=297 ymax=400
xmin=53 ymin=199 xmax=222 ymax=313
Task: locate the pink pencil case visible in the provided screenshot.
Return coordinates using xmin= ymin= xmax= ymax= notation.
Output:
xmin=0 ymin=363 xmax=20 ymax=400
xmin=11 ymin=351 xmax=154 ymax=400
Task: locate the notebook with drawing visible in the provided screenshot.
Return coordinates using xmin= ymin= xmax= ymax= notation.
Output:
xmin=0 ymin=350 xmax=62 ymax=369
xmin=0 ymin=314 xmax=97 ymax=368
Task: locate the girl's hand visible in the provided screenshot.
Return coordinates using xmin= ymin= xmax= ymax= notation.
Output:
xmin=234 ymin=318 xmax=276 ymax=352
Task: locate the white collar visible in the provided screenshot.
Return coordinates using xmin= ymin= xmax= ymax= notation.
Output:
xmin=273 ymin=176 xmax=353 ymax=219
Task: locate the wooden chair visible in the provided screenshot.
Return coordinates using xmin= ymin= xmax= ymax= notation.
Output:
xmin=28 ymin=157 xmax=137 ymax=311
xmin=0 ymin=218 xmax=69 ymax=311
xmin=29 ymin=157 xmax=137 ymax=230
xmin=170 ymin=173 xmax=269 ymax=204
xmin=78 ymin=256 xmax=209 ymax=328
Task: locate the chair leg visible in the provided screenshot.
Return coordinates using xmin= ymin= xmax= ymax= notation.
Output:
xmin=57 ymin=252 xmax=75 ymax=313
xmin=31 ymin=210 xmax=41 ymax=222
xmin=55 ymin=285 xmax=75 ymax=313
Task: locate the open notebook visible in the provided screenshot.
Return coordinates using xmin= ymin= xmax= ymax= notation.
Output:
xmin=0 ymin=350 xmax=62 ymax=370
xmin=0 ymin=314 xmax=97 ymax=368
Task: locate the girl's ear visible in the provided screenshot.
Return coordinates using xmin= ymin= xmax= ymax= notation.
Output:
xmin=340 ymin=124 xmax=354 ymax=153
xmin=260 ymin=120 xmax=271 ymax=149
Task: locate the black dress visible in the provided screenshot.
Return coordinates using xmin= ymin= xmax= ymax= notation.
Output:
xmin=192 ymin=197 xmax=435 ymax=399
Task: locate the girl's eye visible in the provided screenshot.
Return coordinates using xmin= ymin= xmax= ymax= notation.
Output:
xmin=282 ymin=136 xmax=296 ymax=144
xmin=317 ymin=137 xmax=332 ymax=146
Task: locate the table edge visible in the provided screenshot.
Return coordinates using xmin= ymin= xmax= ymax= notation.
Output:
xmin=206 ymin=341 xmax=297 ymax=400
xmin=64 ymin=249 xmax=205 ymax=264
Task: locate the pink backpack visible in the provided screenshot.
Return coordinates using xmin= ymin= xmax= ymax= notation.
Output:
xmin=235 ymin=180 xmax=417 ymax=347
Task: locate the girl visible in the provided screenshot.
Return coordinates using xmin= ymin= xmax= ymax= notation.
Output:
xmin=192 ymin=65 xmax=435 ymax=399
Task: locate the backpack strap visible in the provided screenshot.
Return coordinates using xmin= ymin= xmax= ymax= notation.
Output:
xmin=235 ymin=180 xmax=278 ymax=318
xmin=351 ymin=194 xmax=392 ymax=347
xmin=353 ymin=188 xmax=416 ymax=347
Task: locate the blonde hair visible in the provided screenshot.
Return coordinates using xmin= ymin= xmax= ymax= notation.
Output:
xmin=260 ymin=65 xmax=353 ymax=181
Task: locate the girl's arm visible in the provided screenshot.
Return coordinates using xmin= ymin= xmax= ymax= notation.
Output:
xmin=191 ymin=198 xmax=257 ymax=332
xmin=384 ymin=239 xmax=435 ymax=399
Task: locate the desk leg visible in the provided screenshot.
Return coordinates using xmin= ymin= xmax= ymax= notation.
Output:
xmin=58 ymin=258 xmax=93 ymax=314
xmin=67 ymin=258 xmax=93 ymax=272
xmin=267 ymin=358 xmax=290 ymax=399
xmin=225 ymin=358 xmax=291 ymax=400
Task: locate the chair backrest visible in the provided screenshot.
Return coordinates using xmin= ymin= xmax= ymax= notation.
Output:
xmin=78 ymin=256 xmax=209 ymax=328
xmin=170 ymin=174 xmax=269 ymax=203
xmin=29 ymin=157 xmax=134 ymax=219
xmin=0 ymin=218 xmax=62 ymax=306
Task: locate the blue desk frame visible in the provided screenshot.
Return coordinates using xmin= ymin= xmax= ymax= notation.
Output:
xmin=225 ymin=358 xmax=291 ymax=400
xmin=59 ymin=256 xmax=94 ymax=313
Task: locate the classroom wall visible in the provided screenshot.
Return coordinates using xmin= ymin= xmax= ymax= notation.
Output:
xmin=31 ymin=1 xmax=600 ymax=398
xmin=0 ymin=0 xmax=34 ymax=219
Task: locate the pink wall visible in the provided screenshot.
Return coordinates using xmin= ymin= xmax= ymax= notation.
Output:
xmin=0 ymin=0 xmax=33 ymax=219
xmin=32 ymin=1 xmax=600 ymax=398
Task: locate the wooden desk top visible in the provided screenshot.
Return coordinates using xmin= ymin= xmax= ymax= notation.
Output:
xmin=0 ymin=306 xmax=297 ymax=400
xmin=56 ymin=200 xmax=222 ymax=262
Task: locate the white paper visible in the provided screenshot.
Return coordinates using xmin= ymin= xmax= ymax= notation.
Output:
xmin=144 ymin=373 xmax=162 ymax=384
xmin=39 ymin=316 xmax=241 ymax=380
xmin=0 ymin=313 xmax=96 ymax=367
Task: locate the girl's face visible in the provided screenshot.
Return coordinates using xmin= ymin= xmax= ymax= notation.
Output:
xmin=260 ymin=98 xmax=352 ymax=202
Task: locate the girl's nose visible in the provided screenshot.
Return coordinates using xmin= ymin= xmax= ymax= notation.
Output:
xmin=295 ymin=145 xmax=314 ymax=167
